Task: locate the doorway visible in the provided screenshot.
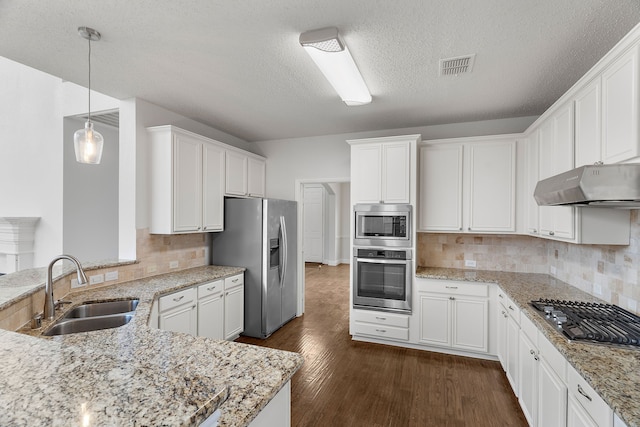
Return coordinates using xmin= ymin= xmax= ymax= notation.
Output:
xmin=295 ymin=178 xmax=350 ymax=315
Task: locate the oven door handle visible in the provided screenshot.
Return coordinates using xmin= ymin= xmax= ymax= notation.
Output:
xmin=356 ymin=258 xmax=409 ymax=265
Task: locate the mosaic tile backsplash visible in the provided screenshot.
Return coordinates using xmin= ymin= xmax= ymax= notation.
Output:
xmin=418 ymin=211 xmax=640 ymax=314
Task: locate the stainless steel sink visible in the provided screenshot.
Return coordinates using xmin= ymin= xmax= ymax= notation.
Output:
xmin=43 ymin=314 xmax=135 ymax=336
xmin=43 ymin=299 xmax=139 ymax=336
xmin=63 ymin=299 xmax=139 ymax=319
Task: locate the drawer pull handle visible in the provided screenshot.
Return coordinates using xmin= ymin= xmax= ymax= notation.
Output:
xmin=375 ymin=329 xmax=387 ymax=333
xmin=375 ymin=316 xmax=387 ymax=321
xmin=445 ymin=286 xmax=458 ymax=289
xmin=173 ymin=295 xmax=185 ymax=302
xmin=232 ymin=278 xmax=239 ymax=283
xmin=206 ymin=286 xmax=217 ymax=291
xmin=508 ymin=305 xmax=515 ymax=311
xmin=577 ymin=385 xmax=592 ymax=402
xmin=498 ymin=294 xmax=504 ymax=299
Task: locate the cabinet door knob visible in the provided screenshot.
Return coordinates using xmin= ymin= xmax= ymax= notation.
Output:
xmin=197 ymin=226 xmax=201 ymax=231
xmin=530 ymin=349 xmax=535 ymax=355
xmin=459 ymin=227 xmax=462 ymax=231
xmin=449 ymin=296 xmax=455 ymax=300
xmin=549 ymin=231 xmax=555 ymax=236
xmin=468 ymin=227 xmax=471 ymax=231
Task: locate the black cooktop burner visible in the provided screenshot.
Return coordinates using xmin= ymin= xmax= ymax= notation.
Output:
xmin=530 ymin=299 xmax=640 ymax=347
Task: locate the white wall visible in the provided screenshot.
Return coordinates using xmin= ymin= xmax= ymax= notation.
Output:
xmin=254 ymin=116 xmax=537 ymax=201
xmin=63 ymin=118 xmax=119 ymax=262
xmin=1 ymin=56 xmax=126 ymax=266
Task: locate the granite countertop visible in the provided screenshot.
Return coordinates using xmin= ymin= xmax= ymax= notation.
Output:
xmin=0 ymin=266 xmax=304 ymax=427
xmin=416 ymin=266 xmax=640 ymax=427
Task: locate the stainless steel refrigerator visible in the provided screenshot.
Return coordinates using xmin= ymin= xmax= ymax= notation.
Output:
xmin=211 ymin=198 xmax=298 ymax=338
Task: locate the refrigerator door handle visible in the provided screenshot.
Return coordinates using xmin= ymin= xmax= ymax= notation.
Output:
xmin=280 ymin=215 xmax=287 ymax=289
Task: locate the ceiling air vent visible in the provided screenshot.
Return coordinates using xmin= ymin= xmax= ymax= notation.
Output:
xmin=439 ymin=54 xmax=476 ymax=76
xmin=78 ymin=110 xmax=119 ymax=128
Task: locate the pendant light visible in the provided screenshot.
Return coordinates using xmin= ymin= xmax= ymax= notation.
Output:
xmin=74 ymin=26 xmax=104 ymax=164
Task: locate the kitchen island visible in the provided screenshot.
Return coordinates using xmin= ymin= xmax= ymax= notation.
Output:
xmin=0 ymin=266 xmax=304 ymax=426
xmin=417 ymin=267 xmax=640 ymax=427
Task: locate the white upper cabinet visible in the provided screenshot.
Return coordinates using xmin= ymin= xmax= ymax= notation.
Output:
xmin=148 ymin=126 xmax=224 ymax=234
xmin=349 ymin=135 xmax=419 ymax=204
xmin=525 ymin=136 xmax=539 ymax=235
xmin=468 ymin=141 xmax=516 ymax=233
xmin=572 ymin=45 xmax=640 ymax=166
xmin=538 ymin=104 xmax=576 ymax=241
xmin=419 ymin=144 xmax=463 ymax=231
xmin=202 ymin=143 xmax=225 ymax=232
xmin=574 ymin=77 xmax=602 ymax=167
xmin=419 ymin=136 xmax=516 ymax=233
xmin=602 ymin=44 xmax=640 ymax=164
xmin=225 ymin=150 xmax=266 ymax=198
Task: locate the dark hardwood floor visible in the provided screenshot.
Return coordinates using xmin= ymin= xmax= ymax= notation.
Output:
xmin=237 ymin=263 xmax=527 ymax=426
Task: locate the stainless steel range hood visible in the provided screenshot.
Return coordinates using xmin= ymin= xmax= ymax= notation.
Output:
xmin=534 ymin=164 xmax=640 ymax=208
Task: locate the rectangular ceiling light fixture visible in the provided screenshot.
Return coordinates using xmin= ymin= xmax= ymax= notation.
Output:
xmin=299 ymin=27 xmax=372 ymax=106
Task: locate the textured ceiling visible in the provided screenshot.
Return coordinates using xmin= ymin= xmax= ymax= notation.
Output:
xmin=0 ymin=1 xmax=639 ymax=142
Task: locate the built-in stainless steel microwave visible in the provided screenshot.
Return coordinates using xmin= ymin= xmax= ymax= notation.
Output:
xmin=353 ymin=204 xmax=411 ymax=247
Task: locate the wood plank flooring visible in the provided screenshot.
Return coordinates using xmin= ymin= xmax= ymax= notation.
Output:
xmin=237 ymin=263 xmax=527 ymax=426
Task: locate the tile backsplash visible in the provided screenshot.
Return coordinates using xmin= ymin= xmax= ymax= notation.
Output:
xmin=0 ymin=228 xmax=210 ymax=331
xmin=418 ymin=210 xmax=640 ymax=314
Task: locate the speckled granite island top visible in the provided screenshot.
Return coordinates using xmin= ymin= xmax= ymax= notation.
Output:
xmin=416 ymin=267 xmax=640 ymax=427
xmin=0 ymin=266 xmax=304 ymax=427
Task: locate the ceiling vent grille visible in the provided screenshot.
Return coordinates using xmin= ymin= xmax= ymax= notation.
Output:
xmin=439 ymin=54 xmax=476 ymax=76
xmin=78 ymin=110 xmax=119 ymax=128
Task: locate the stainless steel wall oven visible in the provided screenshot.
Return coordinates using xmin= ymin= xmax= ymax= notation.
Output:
xmin=353 ymin=247 xmax=412 ymax=313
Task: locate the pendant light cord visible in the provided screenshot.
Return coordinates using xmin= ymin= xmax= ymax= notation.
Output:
xmin=87 ymin=37 xmax=92 ymax=123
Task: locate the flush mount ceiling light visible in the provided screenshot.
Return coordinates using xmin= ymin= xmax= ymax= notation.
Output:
xmin=74 ymin=26 xmax=104 ymax=165
xmin=299 ymin=27 xmax=372 ymax=106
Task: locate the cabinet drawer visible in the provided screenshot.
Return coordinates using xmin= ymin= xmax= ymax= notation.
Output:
xmin=159 ymin=287 xmax=196 ymax=312
xmin=198 ymin=280 xmax=223 ymax=299
xmin=353 ymin=321 xmax=409 ymax=341
xmin=568 ymin=365 xmax=613 ymax=427
xmin=538 ymin=333 xmax=567 ymax=382
xmin=224 ymin=274 xmax=244 ymax=290
xmin=352 ymin=309 xmax=409 ymax=328
xmin=418 ymin=279 xmax=489 ymax=297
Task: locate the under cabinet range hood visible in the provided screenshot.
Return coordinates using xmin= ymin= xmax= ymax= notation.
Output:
xmin=534 ymin=164 xmax=640 ymax=208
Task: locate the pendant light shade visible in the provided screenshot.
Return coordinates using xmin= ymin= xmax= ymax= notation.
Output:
xmin=74 ymin=121 xmax=104 ymax=164
xmin=74 ymin=26 xmax=104 ymax=165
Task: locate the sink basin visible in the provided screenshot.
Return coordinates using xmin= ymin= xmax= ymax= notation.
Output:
xmin=63 ymin=299 xmax=139 ymax=319
xmin=43 ymin=314 xmax=134 ymax=336
xmin=43 ymin=299 xmax=140 ymax=336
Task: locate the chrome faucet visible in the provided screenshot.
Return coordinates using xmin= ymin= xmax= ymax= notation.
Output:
xmin=44 ymin=255 xmax=88 ymax=319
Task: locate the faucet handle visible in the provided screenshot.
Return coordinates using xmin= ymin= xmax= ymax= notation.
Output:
xmin=54 ymin=300 xmax=73 ymax=310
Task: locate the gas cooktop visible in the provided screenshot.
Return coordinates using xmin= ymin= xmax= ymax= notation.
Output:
xmin=530 ymin=299 xmax=640 ymax=347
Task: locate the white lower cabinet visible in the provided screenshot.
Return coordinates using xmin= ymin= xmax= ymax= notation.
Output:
xmin=417 ymin=279 xmax=489 ymax=354
xmin=568 ymin=394 xmax=599 ymax=427
xmin=159 ymin=287 xmax=197 ymax=335
xmin=157 ymin=273 xmax=244 ymax=340
xmin=519 ymin=329 xmax=539 ymax=426
xmin=224 ymin=274 xmax=245 ymax=340
xmin=539 ymin=356 xmax=568 ymax=427
xmin=197 ymin=280 xmax=225 ymax=340
xmin=497 ymin=289 xmax=520 ymax=393
xmin=567 ymin=364 xmax=613 ymax=427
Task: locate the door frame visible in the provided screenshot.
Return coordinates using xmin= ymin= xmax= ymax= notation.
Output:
xmin=294 ymin=177 xmax=350 ymax=316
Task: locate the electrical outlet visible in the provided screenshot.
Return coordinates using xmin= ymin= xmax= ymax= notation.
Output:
xmin=89 ymin=274 xmax=104 ymax=285
xmin=464 ymin=259 xmax=476 ymax=268
xmin=594 ymin=284 xmax=602 ymax=295
xmin=550 ymin=266 xmax=557 ymax=276
xmin=105 ymin=271 xmax=119 ymax=281
xmin=169 ymin=261 xmax=179 ymax=269
xmin=71 ymin=278 xmax=86 ymax=289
